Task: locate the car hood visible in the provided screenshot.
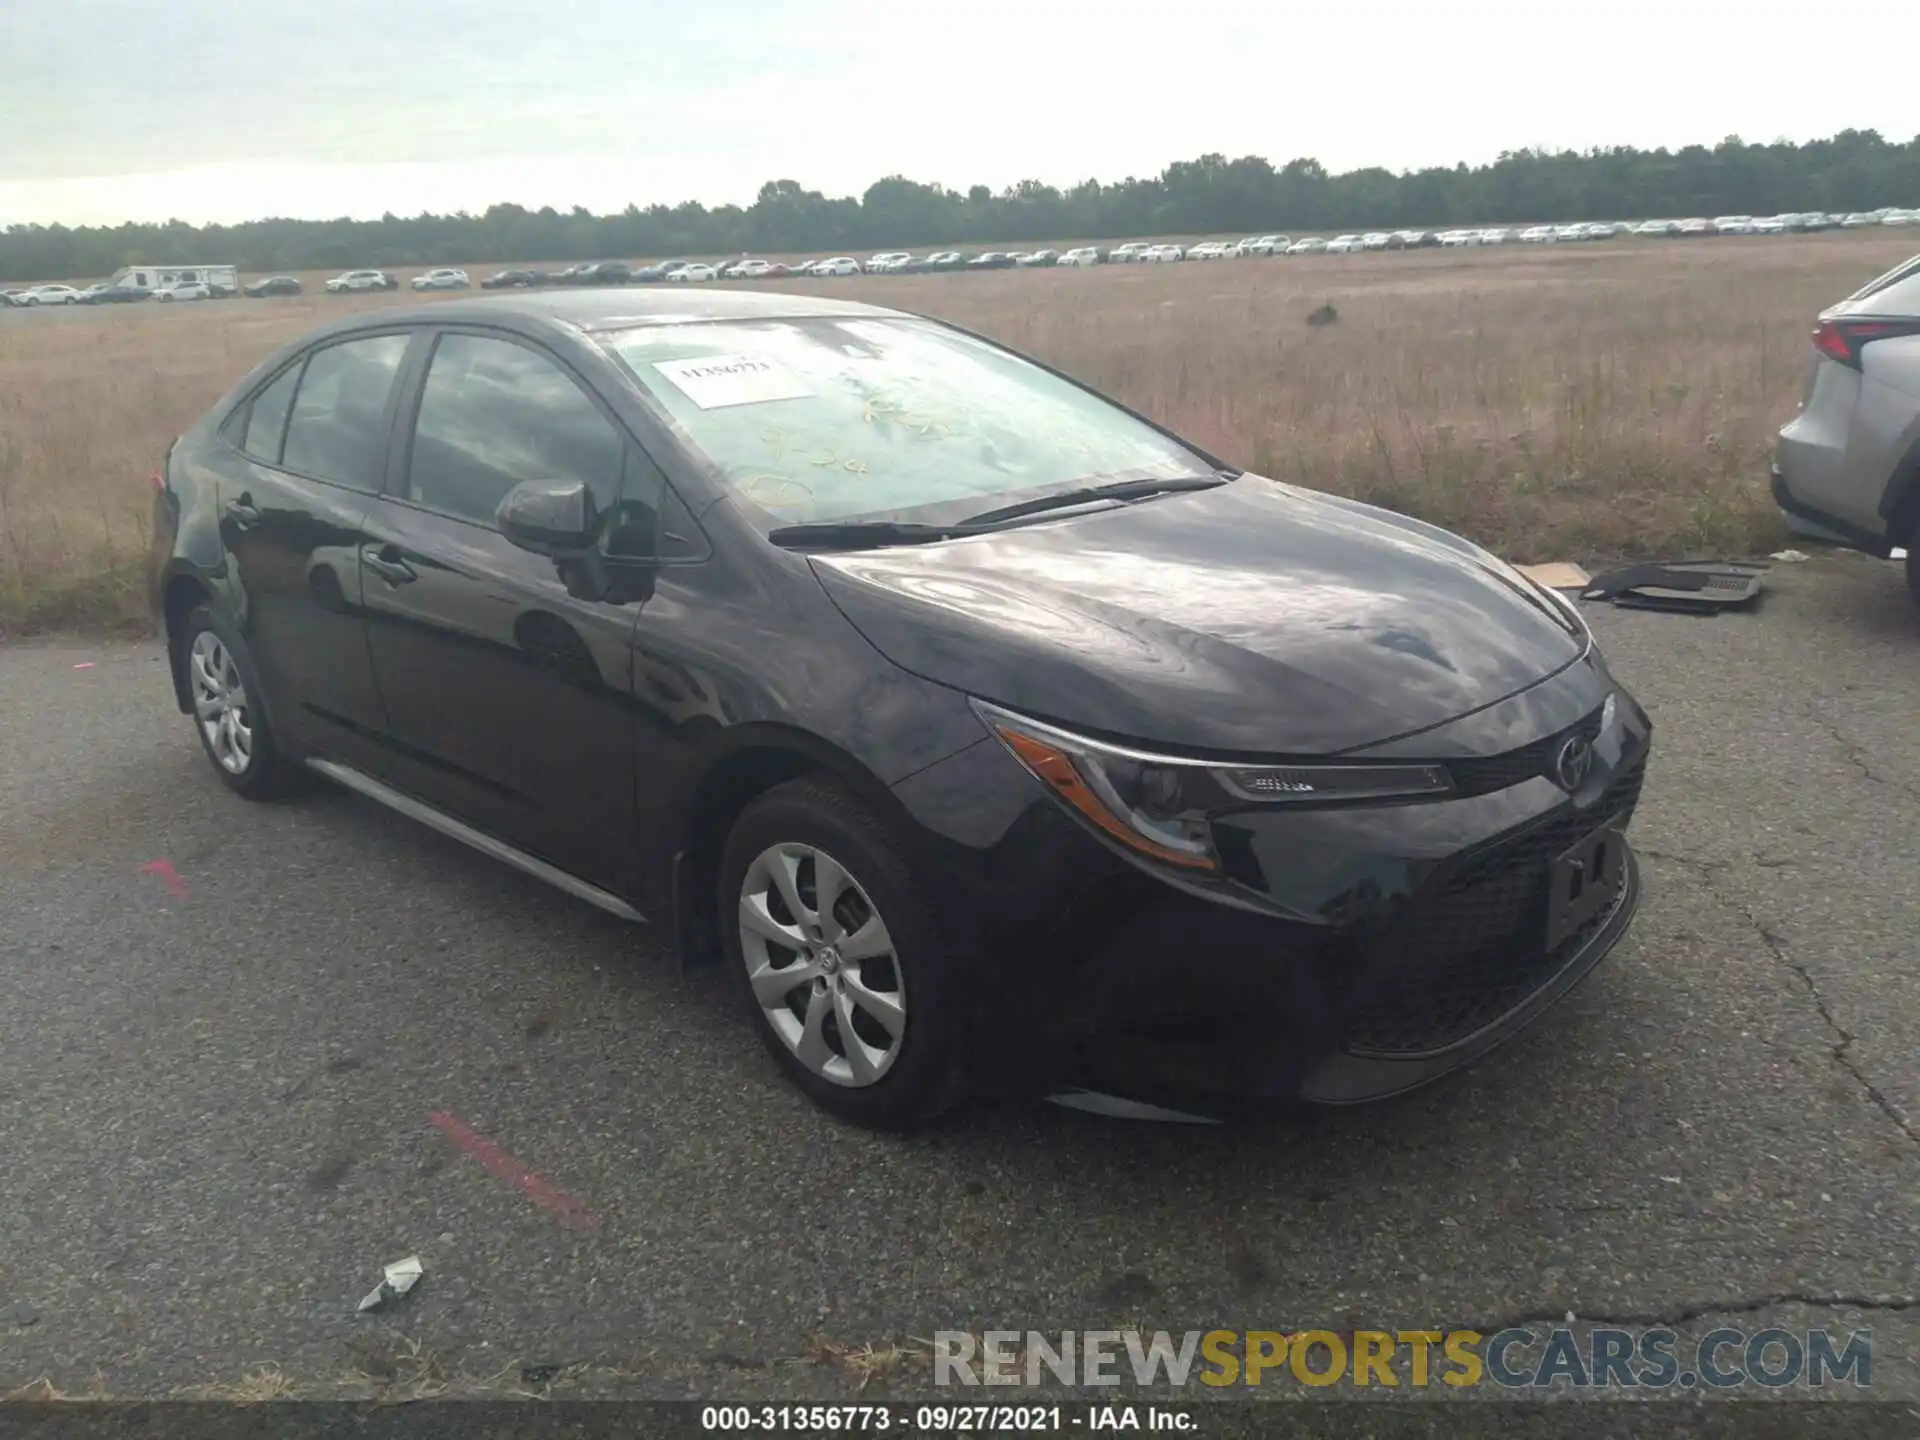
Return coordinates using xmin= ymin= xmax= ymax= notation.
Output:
xmin=807 ymin=476 xmax=1586 ymax=755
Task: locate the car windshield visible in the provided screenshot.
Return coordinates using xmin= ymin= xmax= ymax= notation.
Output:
xmin=601 ymin=316 xmax=1211 ymax=525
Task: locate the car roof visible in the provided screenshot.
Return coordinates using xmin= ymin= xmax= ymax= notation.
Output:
xmin=315 ymin=287 xmax=911 ymax=339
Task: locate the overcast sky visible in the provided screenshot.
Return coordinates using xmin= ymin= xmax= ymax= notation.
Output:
xmin=2 ymin=0 xmax=1914 ymax=227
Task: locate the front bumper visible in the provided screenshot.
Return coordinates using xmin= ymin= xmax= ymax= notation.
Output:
xmin=1050 ymin=747 xmax=1649 ymax=1119
xmin=892 ymin=671 xmax=1653 ymax=1119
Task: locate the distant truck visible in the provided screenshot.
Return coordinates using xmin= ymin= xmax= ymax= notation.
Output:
xmin=109 ymin=264 xmax=238 ymax=298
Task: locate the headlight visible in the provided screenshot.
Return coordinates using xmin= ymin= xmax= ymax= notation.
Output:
xmin=972 ymin=701 xmax=1453 ymax=875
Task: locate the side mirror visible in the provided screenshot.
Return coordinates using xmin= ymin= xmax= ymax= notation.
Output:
xmin=497 ymin=479 xmax=600 ymax=558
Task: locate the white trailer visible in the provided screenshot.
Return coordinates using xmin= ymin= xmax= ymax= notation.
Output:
xmin=110 ymin=263 xmax=239 ymax=296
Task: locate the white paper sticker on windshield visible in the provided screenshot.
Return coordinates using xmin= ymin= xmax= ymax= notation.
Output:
xmin=652 ymin=354 xmax=813 ymax=409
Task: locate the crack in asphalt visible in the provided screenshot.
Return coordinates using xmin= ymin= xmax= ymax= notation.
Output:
xmin=1637 ymin=850 xmax=1920 ymax=1148
xmin=1822 ymin=719 xmax=1920 ymax=804
xmin=1475 ymin=1291 xmax=1920 ymax=1334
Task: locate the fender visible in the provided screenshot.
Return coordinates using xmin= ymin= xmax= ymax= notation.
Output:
xmin=1877 ymin=435 xmax=1920 ymax=544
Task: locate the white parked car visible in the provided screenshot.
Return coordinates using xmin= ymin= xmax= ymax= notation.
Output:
xmin=154 ymin=281 xmax=212 ymax=302
xmin=1675 ymin=217 xmax=1711 ymax=236
xmin=410 ymin=268 xmax=470 ymax=291
xmin=867 ymin=252 xmax=914 ymax=273
xmin=325 ymin=269 xmax=396 ymax=293
xmin=667 ymin=263 xmax=719 ymax=283
xmin=1236 ymin=235 xmax=1287 ymax=256
xmin=1187 ymin=241 xmax=1233 ymax=260
xmin=1437 ymin=229 xmax=1479 ymax=247
xmin=1058 ymin=247 xmax=1102 ymax=267
xmin=1284 ymin=237 xmax=1328 ymax=255
xmin=1140 ymin=244 xmax=1185 ymax=263
xmin=1107 ymin=242 xmax=1148 ymax=263
xmin=1799 ymin=212 xmax=1835 ymax=231
xmin=1883 ymin=210 xmax=1917 ymax=227
xmin=1711 ymin=215 xmax=1755 ymax=235
xmin=1479 ymin=227 xmax=1509 ymax=244
xmin=1360 ymin=232 xmax=1392 ymax=250
xmin=1633 ymin=219 xmax=1677 ymax=237
xmin=812 ymin=256 xmax=863 ymax=276
xmin=1324 ymin=234 xmax=1364 ymax=253
xmin=16 ymin=284 xmax=84 ymax=305
xmin=1750 ymin=216 xmax=1788 ymax=235
xmin=1582 ymin=222 xmax=1621 ymax=240
xmin=1518 ymin=225 xmax=1556 ymax=243
xmin=723 ymin=258 xmax=774 ymax=278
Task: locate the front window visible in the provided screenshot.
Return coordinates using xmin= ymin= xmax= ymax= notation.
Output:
xmin=600 ymin=317 xmax=1210 ymax=526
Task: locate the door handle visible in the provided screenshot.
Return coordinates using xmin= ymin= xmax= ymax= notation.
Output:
xmin=361 ymin=544 xmax=417 ymax=585
xmin=223 ymin=496 xmax=261 ymax=528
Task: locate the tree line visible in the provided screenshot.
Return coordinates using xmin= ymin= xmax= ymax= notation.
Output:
xmin=4 ymin=130 xmax=1917 ymax=282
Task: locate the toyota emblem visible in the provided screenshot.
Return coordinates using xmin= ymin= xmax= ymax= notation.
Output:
xmin=1553 ymin=733 xmax=1594 ymax=792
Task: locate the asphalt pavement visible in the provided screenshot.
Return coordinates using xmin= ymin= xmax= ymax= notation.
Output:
xmin=3 ymin=553 xmax=1918 ymax=1404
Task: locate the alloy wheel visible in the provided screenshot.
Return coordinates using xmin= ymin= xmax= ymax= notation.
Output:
xmin=188 ymin=630 xmax=254 ymax=775
xmin=738 ymin=843 xmax=905 ymax=1087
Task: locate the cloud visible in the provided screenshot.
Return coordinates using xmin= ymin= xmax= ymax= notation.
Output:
xmin=2 ymin=0 xmax=1915 ymax=224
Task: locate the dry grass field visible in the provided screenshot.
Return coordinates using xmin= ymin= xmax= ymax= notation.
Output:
xmin=3 ymin=233 xmax=1916 ymax=635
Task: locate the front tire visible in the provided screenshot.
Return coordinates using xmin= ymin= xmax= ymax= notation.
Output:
xmin=179 ymin=605 xmax=299 ymax=799
xmin=719 ymin=777 xmax=971 ymax=1129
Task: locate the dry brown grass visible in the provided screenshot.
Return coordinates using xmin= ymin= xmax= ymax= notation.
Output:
xmin=4 ymin=233 xmax=1914 ymax=635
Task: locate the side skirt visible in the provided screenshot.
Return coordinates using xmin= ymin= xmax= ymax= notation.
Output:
xmin=306 ymin=758 xmax=648 ymax=925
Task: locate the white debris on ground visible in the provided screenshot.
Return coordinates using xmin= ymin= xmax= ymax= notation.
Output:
xmin=356 ymin=1255 xmax=424 ymax=1313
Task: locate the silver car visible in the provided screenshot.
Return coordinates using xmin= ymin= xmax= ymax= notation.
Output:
xmin=1773 ymin=252 xmax=1920 ymax=605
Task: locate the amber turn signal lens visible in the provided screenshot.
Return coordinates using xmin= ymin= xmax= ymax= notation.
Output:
xmin=998 ymin=728 xmax=1218 ymax=871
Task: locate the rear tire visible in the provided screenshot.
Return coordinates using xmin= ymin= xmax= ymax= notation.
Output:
xmin=718 ymin=777 xmax=971 ymax=1130
xmin=178 ymin=605 xmax=300 ymax=800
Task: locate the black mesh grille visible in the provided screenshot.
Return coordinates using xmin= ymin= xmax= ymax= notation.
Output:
xmin=1447 ymin=705 xmax=1607 ymax=799
xmin=1343 ymin=755 xmax=1646 ymax=1055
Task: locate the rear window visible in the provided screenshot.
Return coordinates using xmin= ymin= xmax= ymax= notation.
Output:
xmin=1846 ymin=254 xmax=1920 ymax=311
xmin=600 ymin=317 xmax=1209 ymax=526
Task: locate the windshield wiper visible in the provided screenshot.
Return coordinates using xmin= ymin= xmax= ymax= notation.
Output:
xmin=767 ymin=474 xmax=1237 ymax=551
xmin=767 ymin=520 xmax=998 ymax=551
xmin=956 ymin=474 xmax=1230 ymax=528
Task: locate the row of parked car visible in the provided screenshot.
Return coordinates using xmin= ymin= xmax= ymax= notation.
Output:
xmin=10 ymin=207 xmax=1917 ymax=310
xmin=0 ymin=278 xmax=235 ymax=306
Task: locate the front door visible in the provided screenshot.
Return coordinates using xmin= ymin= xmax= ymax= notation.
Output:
xmin=356 ymin=329 xmax=648 ymax=898
xmin=217 ymin=331 xmax=412 ymax=763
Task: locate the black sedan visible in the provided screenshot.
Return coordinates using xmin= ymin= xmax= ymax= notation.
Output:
xmin=552 ymin=261 xmax=632 ymax=286
xmin=482 ymin=269 xmax=549 ymax=289
xmin=80 ymin=283 xmax=153 ymax=304
xmin=147 ymin=289 xmax=1650 ymax=1128
xmin=243 ymin=276 xmax=303 ymax=298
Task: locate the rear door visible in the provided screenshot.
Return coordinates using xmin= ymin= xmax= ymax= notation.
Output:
xmin=356 ymin=327 xmax=648 ymax=896
xmin=216 ymin=330 xmax=415 ymax=765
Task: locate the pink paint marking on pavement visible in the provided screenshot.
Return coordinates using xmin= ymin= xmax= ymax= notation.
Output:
xmin=139 ymin=860 xmax=189 ymax=899
xmin=427 ymin=1110 xmax=600 ymax=1232
xmin=73 ymin=662 xmax=96 ymax=670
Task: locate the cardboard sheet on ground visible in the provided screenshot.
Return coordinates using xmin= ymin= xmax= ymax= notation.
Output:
xmin=1514 ymin=562 xmax=1591 ymax=591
